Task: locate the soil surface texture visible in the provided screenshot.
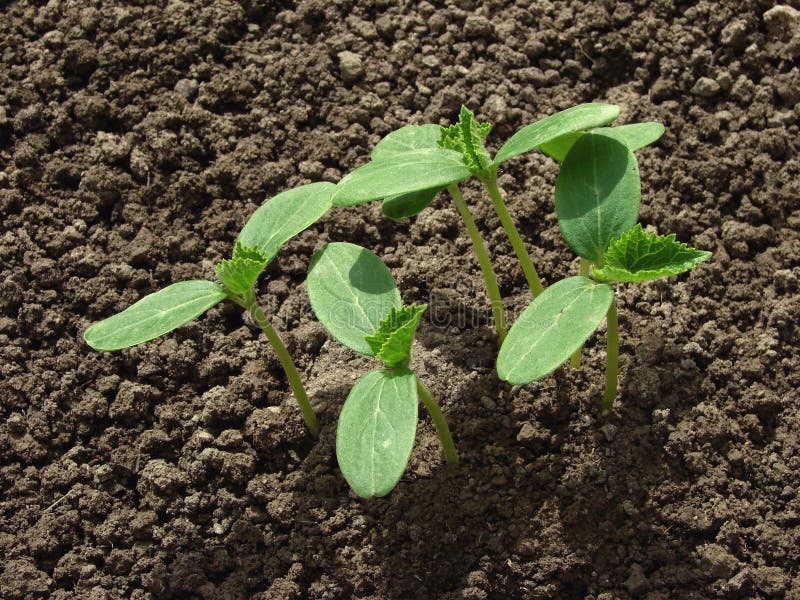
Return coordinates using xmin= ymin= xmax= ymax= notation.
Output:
xmin=1 ymin=0 xmax=799 ymax=598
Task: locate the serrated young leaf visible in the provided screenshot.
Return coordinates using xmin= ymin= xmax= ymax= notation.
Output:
xmin=216 ymin=243 xmax=269 ymax=295
xmin=438 ymin=106 xmax=493 ymax=175
xmin=364 ymin=304 xmax=427 ymax=368
xmin=592 ymin=224 xmax=712 ymax=283
xmin=232 ymin=241 xmax=269 ymax=263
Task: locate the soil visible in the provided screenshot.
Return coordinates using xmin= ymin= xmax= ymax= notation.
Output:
xmin=1 ymin=0 xmax=799 ymax=598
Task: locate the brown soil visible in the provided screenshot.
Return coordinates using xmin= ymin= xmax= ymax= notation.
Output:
xmin=1 ymin=0 xmax=799 ymax=598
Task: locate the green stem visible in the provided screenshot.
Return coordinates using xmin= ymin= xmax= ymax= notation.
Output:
xmin=602 ymin=297 xmax=619 ymax=410
xmin=447 ymin=183 xmax=507 ymax=346
xmin=416 ymin=377 xmax=458 ymax=465
xmin=484 ymin=171 xmax=545 ymax=297
xmin=240 ymin=293 xmax=320 ymax=437
xmin=569 ymin=258 xmax=593 ymax=369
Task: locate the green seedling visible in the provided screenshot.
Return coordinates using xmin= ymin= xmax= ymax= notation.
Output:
xmin=83 ymin=182 xmax=335 ymax=436
xmin=306 ymin=242 xmax=457 ymax=498
xmin=330 ymin=103 xmax=663 ymax=346
xmin=497 ymin=133 xmax=710 ymax=409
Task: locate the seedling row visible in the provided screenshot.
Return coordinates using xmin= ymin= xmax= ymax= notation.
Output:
xmin=84 ymin=103 xmax=710 ymax=498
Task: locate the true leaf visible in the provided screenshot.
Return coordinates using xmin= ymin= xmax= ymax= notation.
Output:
xmin=307 ymin=242 xmax=401 ymax=356
xmin=365 ymin=304 xmax=427 ymax=368
xmin=371 ymin=124 xmax=442 ymax=159
xmin=237 ymin=181 xmax=334 ymax=263
xmin=540 ymin=122 xmax=666 ymax=162
xmin=84 ymin=281 xmax=228 ymax=351
xmin=555 ymin=133 xmax=640 ymax=262
xmin=381 ymin=188 xmax=442 ymax=220
xmin=497 ymin=276 xmax=613 ymax=385
xmin=493 ymin=103 xmax=620 ymax=166
xmin=438 ymin=106 xmax=493 ymax=175
xmin=215 ymin=243 xmax=269 ymax=295
xmin=331 ymin=148 xmax=471 ymax=206
xmin=232 ymin=242 xmax=269 ymax=262
xmin=592 ymin=224 xmax=712 ymax=283
xmin=336 ymin=368 xmax=418 ymax=498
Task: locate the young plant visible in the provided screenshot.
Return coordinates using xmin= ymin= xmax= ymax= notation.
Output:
xmin=83 ymin=182 xmax=335 ymax=436
xmin=496 ymin=133 xmax=710 ymax=409
xmin=306 ymin=242 xmax=457 ymax=498
xmin=330 ymin=103 xmax=663 ymax=345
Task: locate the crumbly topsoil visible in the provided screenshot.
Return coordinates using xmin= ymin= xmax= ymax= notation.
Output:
xmin=1 ymin=1 xmax=799 ymax=598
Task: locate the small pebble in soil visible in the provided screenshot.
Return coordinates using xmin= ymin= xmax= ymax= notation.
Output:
xmin=174 ymin=78 xmax=199 ymax=99
xmin=337 ymin=51 xmax=364 ymax=83
xmin=763 ymin=5 xmax=799 ymax=41
xmin=600 ymin=424 xmax=617 ymax=442
xmin=692 ymin=77 xmax=721 ymax=97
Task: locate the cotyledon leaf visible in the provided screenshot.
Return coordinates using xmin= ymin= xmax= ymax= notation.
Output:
xmin=371 ymin=124 xmax=442 ymax=159
xmin=84 ymin=281 xmax=228 ymax=351
xmin=332 ymin=148 xmax=471 ymax=206
xmin=493 ymin=103 xmax=620 ymax=166
xmin=372 ymin=125 xmax=445 ymax=219
xmin=554 ymin=133 xmax=641 ymax=262
xmin=497 ymin=277 xmax=613 ymax=385
xmin=540 ymin=122 xmax=666 ymax=162
xmin=591 ymin=224 xmax=712 ymax=283
xmin=336 ymin=368 xmax=418 ymax=498
xmin=381 ymin=187 xmax=442 ymax=220
xmin=369 ymin=124 xmax=447 ymax=218
xmin=237 ymin=181 xmax=334 ymax=263
xmin=306 ymin=242 xmax=401 ymax=356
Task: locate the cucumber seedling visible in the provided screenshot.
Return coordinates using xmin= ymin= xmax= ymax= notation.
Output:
xmin=496 ymin=133 xmax=710 ymax=409
xmin=306 ymin=242 xmax=457 ymax=498
xmin=83 ymin=182 xmax=335 ymax=436
xmin=330 ymin=103 xmax=663 ymax=345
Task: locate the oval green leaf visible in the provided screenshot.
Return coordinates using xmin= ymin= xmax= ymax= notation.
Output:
xmin=381 ymin=187 xmax=442 ymax=220
xmin=371 ymin=124 xmax=442 ymax=159
xmin=331 ymin=148 xmax=471 ymax=206
xmin=336 ymin=368 xmax=418 ymax=498
xmin=497 ymin=277 xmax=613 ymax=385
xmin=237 ymin=181 xmax=334 ymax=263
xmin=307 ymin=242 xmax=401 ymax=356
xmin=493 ymin=103 xmax=620 ymax=166
xmin=555 ymin=133 xmax=641 ymax=262
xmin=540 ymin=122 xmax=666 ymax=162
xmin=84 ymin=281 xmax=228 ymax=351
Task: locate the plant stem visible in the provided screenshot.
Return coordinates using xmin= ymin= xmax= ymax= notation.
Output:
xmin=484 ymin=171 xmax=545 ymax=297
xmin=569 ymin=258 xmax=593 ymax=369
xmin=602 ymin=297 xmax=619 ymax=410
xmin=240 ymin=293 xmax=320 ymax=437
xmin=415 ymin=377 xmax=458 ymax=465
xmin=447 ymin=183 xmax=507 ymax=345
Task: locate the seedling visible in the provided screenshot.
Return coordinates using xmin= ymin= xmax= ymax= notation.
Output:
xmin=83 ymin=182 xmax=335 ymax=436
xmin=306 ymin=242 xmax=457 ymax=498
xmin=497 ymin=133 xmax=710 ymax=409
xmin=330 ymin=103 xmax=664 ymax=346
